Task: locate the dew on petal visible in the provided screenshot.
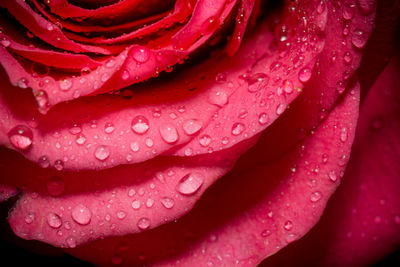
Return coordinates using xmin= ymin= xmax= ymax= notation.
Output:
xmin=94 ymin=145 xmax=110 ymax=161
xmin=137 ymin=217 xmax=150 ymax=230
xmin=131 ymin=115 xmax=149 ymax=134
xmin=176 ymin=173 xmax=204 ymax=195
xmin=159 ymin=124 xmax=179 ymax=143
xmin=47 ymin=213 xmax=62 ymax=228
xmin=231 ymin=122 xmax=245 ymax=136
xmin=131 ymin=47 xmax=150 ymax=63
xmin=298 ymin=68 xmax=312 ymax=83
xmin=8 ymin=125 xmax=33 ymax=150
xmin=183 ymin=119 xmax=202 ymax=135
xmin=71 ymin=204 xmax=92 ymax=225
xmin=160 ymin=197 xmax=175 ymax=209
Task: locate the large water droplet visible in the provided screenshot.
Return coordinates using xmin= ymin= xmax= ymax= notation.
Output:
xmin=176 ymin=173 xmax=204 ymax=195
xmin=76 ymin=134 xmax=86 ymax=145
xmin=38 ymin=155 xmax=50 ymax=168
xmin=159 ymin=124 xmax=179 ymax=143
xmin=258 ymin=113 xmax=269 ymax=125
xmin=137 ymin=217 xmax=150 ymax=230
xmin=328 ymin=170 xmax=338 ymax=182
xmin=183 ymin=119 xmax=202 ymax=135
xmin=160 ymin=197 xmax=175 ymax=209
xmin=104 ymin=122 xmax=115 ymax=134
xmin=231 ymin=122 xmax=245 ymax=136
xmin=66 ymin=237 xmax=76 ymax=248
xmin=71 ymin=204 xmax=92 ymax=225
xmin=131 ymin=115 xmax=149 ymax=134
xmin=131 ymin=47 xmax=150 ymax=63
xmin=276 ymin=103 xmax=287 ymax=115
xmin=95 ymin=145 xmax=110 ymax=161
xmin=8 ymin=125 xmax=33 ymax=150
xmin=47 ymin=213 xmax=62 ymax=228
xmin=17 ymin=78 xmax=29 ymax=89
xmin=47 ymin=176 xmax=65 ymax=197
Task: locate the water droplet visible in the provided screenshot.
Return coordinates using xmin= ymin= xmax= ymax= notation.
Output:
xmin=283 ymin=80 xmax=294 ymax=94
xmin=342 ymin=4 xmax=355 ymax=20
xmin=215 ymin=72 xmax=227 ymax=83
xmin=159 ymin=124 xmax=179 ymax=143
xmin=344 ymin=51 xmax=353 ymax=64
xmin=17 ymin=78 xmax=29 ymax=89
xmin=76 ymin=134 xmax=86 ymax=145
xmin=176 ymin=172 xmax=204 ymax=195
xmin=69 ymin=124 xmax=82 ymax=135
xmin=104 ymin=122 xmax=115 ymax=134
xmin=352 ymin=29 xmax=367 ymax=49
xmin=340 ymin=127 xmax=348 ymax=142
xmin=38 ymin=155 xmax=50 ymax=168
xmin=66 ymin=237 xmax=76 ymax=248
xmin=47 ymin=213 xmax=62 ymax=228
xmin=116 ymin=211 xmax=126 ymax=220
xmin=101 ymin=73 xmax=110 ymax=82
xmin=258 ymin=113 xmax=269 ymax=125
xmin=208 ymin=89 xmax=228 ymax=107
xmin=199 ymin=135 xmax=211 ymax=147
xmin=131 ymin=115 xmax=149 ymax=134
xmin=35 ymin=90 xmax=49 ymax=110
xmin=146 ymin=198 xmax=154 ymax=208
xmin=71 ymin=204 xmax=92 ymax=225
xmin=283 ymin=220 xmax=293 ymax=231
xmin=261 ymin=229 xmax=271 ymax=237
xmin=137 ymin=217 xmax=150 ymax=230
xmin=131 ymin=199 xmax=141 ymax=210
xmin=0 ymin=37 xmax=11 ymax=47
xmin=95 ymin=145 xmax=110 ymax=161
xmin=310 ymin=191 xmax=322 ymax=202
xmin=121 ymin=70 xmax=130 ymax=80
xmin=130 ymin=142 xmax=139 ymax=152
xmin=160 ymin=197 xmax=175 ymax=209
xmin=183 ymin=119 xmax=202 ymax=135
xmin=59 ymin=78 xmax=72 ymax=91
xmin=328 ymin=170 xmax=337 ymax=182
xmin=54 ymin=159 xmax=64 ymax=171
xmin=298 ymin=68 xmax=312 ymax=83
xmin=145 ymin=138 xmax=154 ymax=147
xmin=8 ymin=125 xmax=33 ymax=150
xmin=276 ymin=103 xmax=287 ymax=115
xmin=231 ymin=122 xmax=245 ymax=136
xmin=105 ymin=59 xmax=115 ymax=68
xmin=131 ymin=47 xmax=150 ymax=63
xmin=24 ymin=213 xmax=35 ymax=224
xmin=247 ymin=73 xmax=269 ymax=92
xmin=47 ymin=176 xmax=65 ymax=197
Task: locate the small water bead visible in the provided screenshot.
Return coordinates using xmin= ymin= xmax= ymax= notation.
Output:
xmin=159 ymin=124 xmax=179 ymax=144
xmin=340 ymin=127 xmax=348 ymax=142
xmin=24 ymin=213 xmax=35 ymax=224
xmin=104 ymin=122 xmax=115 ymax=134
xmin=199 ymin=135 xmax=211 ymax=147
xmin=71 ymin=204 xmax=92 ymax=225
xmin=59 ymin=78 xmax=72 ymax=91
xmin=130 ymin=142 xmax=139 ymax=152
xmin=276 ymin=103 xmax=287 ymax=115
xmin=283 ymin=220 xmax=293 ymax=231
xmin=247 ymin=73 xmax=269 ymax=93
xmin=47 ymin=176 xmax=65 ymax=197
xmin=38 ymin=155 xmax=50 ymax=168
xmin=75 ymin=134 xmax=86 ymax=145
xmin=342 ymin=4 xmax=355 ymax=20
xmin=208 ymin=89 xmax=228 ymax=107
xmin=95 ymin=145 xmax=110 ymax=161
xmin=47 ymin=213 xmax=62 ymax=228
xmin=66 ymin=237 xmax=76 ymax=248
xmin=121 ymin=70 xmax=130 ymax=81
xmin=131 ymin=47 xmax=150 ymax=63
xmin=17 ymin=78 xmax=29 ymax=89
xmin=176 ymin=172 xmax=205 ymax=195
xmin=160 ymin=197 xmax=175 ymax=209
xmin=0 ymin=37 xmax=11 ymax=47
xmin=145 ymin=138 xmax=154 ymax=147
xmin=137 ymin=217 xmax=151 ymax=230
xmin=54 ymin=160 xmax=64 ymax=171
xmin=131 ymin=115 xmax=149 ymax=134
xmin=261 ymin=229 xmax=271 ymax=237
xmin=258 ymin=113 xmax=269 ymax=125
xmin=231 ymin=122 xmax=245 ymax=136
xmin=8 ymin=125 xmax=33 ymax=150
xmin=131 ymin=199 xmax=141 ymax=210
xmin=69 ymin=124 xmax=82 ymax=135
xmin=35 ymin=90 xmax=49 ymax=109
xmin=298 ymin=68 xmax=312 ymax=83
xmin=183 ymin=119 xmax=202 ymax=135
xmin=283 ymin=80 xmax=294 ymax=94
xmin=146 ymin=198 xmax=154 ymax=208
xmin=328 ymin=170 xmax=338 ymax=182
xmin=310 ymin=191 xmax=322 ymax=202
xmin=352 ymin=29 xmax=367 ymax=49
xmin=116 ymin=211 xmax=126 ymax=220
xmin=344 ymin=51 xmax=353 ymax=64
xmin=105 ymin=59 xmax=116 ymax=68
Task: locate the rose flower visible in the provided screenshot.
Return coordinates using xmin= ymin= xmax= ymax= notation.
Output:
xmin=0 ymin=0 xmax=399 ymax=266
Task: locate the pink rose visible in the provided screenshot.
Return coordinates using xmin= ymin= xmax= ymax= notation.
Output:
xmin=0 ymin=0 xmax=399 ymax=265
